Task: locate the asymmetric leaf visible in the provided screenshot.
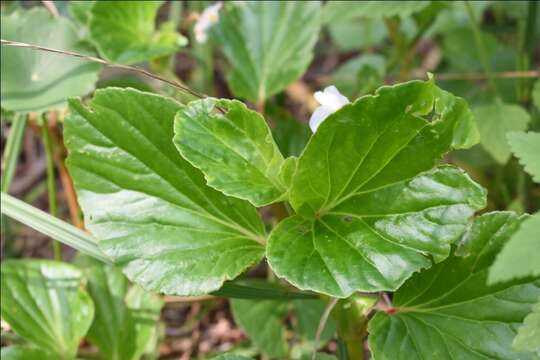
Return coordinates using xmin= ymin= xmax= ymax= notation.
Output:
xmin=64 ymin=88 xmax=265 ymax=295
xmin=474 ymin=103 xmax=530 ymax=164
xmin=0 ymin=260 xmax=94 ymax=359
xmin=211 ymin=2 xmax=321 ymax=102
xmin=0 ymin=8 xmax=100 ymax=112
xmin=90 ymin=1 xmax=185 ymax=64
xmin=489 ymin=213 xmax=540 ymax=284
xmin=368 ymin=212 xmax=540 ymax=360
xmin=174 ymin=98 xmax=286 ymax=206
xmin=267 ymin=80 xmax=485 ymax=297
xmin=513 ymin=299 xmax=540 ymax=355
xmin=507 ymin=132 xmax=540 ymax=183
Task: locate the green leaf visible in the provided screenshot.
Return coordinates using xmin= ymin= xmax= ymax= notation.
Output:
xmin=212 ymin=280 xmax=317 ymax=300
xmin=174 ymin=98 xmax=286 ymax=206
xmin=270 ymin=109 xmax=311 ymax=158
xmin=507 ymin=132 xmax=540 ymax=183
xmin=1 ymin=260 xmax=95 ymax=359
xmin=513 ymin=298 xmax=540 ymax=356
xmin=323 ymin=1 xmax=429 ymax=23
xmin=267 ymin=80 xmax=485 ymax=297
xmin=77 ymin=257 xmax=163 ymax=360
xmin=89 ymin=1 xmax=186 ymax=64
xmin=231 ymin=283 xmax=335 ymax=357
xmin=327 ymin=19 xmax=388 ymax=52
xmin=0 ymin=193 xmax=110 ymax=263
xmin=1 ymin=346 xmax=57 ymax=360
xmin=211 ymin=355 xmax=253 ymax=360
xmin=329 ymin=54 xmax=386 ymax=98
xmin=0 ymin=8 xmax=100 ymax=112
xmin=368 ymin=212 xmax=540 ymax=360
xmin=231 ymin=297 xmax=289 ymax=358
xmin=474 ymin=103 xmax=531 ymax=164
xmin=211 ymin=2 xmax=321 ymax=102
xmin=64 ymin=88 xmax=265 ymax=295
xmin=489 ymin=213 xmax=540 ymax=284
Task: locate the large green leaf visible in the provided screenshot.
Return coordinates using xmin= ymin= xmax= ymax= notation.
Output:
xmin=507 ymin=132 xmax=540 ymax=183
xmin=174 ymin=98 xmax=286 ymax=206
xmin=368 ymin=212 xmax=540 ymax=360
xmin=489 ymin=213 xmax=540 ymax=284
xmin=77 ymin=257 xmax=163 ymax=360
xmin=0 ymin=260 xmax=95 ymax=359
xmin=474 ymin=103 xmax=531 ymax=164
xmin=267 ymin=80 xmax=485 ymax=297
xmin=211 ymin=1 xmax=321 ymax=103
xmin=513 ymin=298 xmax=540 ymax=356
xmin=90 ymin=1 xmax=185 ymax=64
xmin=323 ymin=1 xmax=429 ymax=23
xmin=0 ymin=8 xmax=100 ymax=112
xmin=64 ymin=88 xmax=265 ymax=295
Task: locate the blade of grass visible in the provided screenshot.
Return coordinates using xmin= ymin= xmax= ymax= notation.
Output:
xmin=0 ymin=192 xmax=111 ymax=264
xmin=1 ymin=114 xmax=27 ymax=192
xmin=211 ymin=281 xmax=318 ymax=300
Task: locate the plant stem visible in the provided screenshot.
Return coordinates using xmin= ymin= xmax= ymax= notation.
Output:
xmin=1 ymin=114 xmax=26 ymax=193
xmin=41 ymin=114 xmax=62 ymax=261
xmin=332 ymin=294 xmax=378 ymax=360
xmin=517 ymin=1 xmax=538 ymax=103
xmin=464 ymin=1 xmax=500 ymax=98
xmin=313 ymin=297 xmax=339 ymax=360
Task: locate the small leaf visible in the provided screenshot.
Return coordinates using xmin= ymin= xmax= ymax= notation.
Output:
xmin=1 ymin=260 xmax=95 ymax=359
xmin=0 ymin=8 xmax=100 ymax=112
xmin=533 ymin=80 xmax=540 ymax=110
xmin=90 ymin=1 xmax=185 ymax=64
xmin=489 ymin=213 xmax=540 ymax=284
xmin=174 ymin=98 xmax=286 ymax=206
xmin=211 ymin=1 xmax=321 ymax=102
xmin=368 ymin=212 xmax=540 ymax=360
xmin=324 ymin=1 xmax=429 ymax=23
xmin=1 ymin=346 xmax=57 ymax=360
xmin=513 ymin=298 xmax=540 ymax=356
xmin=268 ymin=80 xmax=485 ymax=297
xmin=78 ymin=257 xmax=163 ymax=360
xmin=64 ymin=88 xmax=265 ymax=295
xmin=507 ymin=132 xmax=540 ymax=183
xmin=231 ymin=297 xmax=289 ymax=358
xmin=211 ymin=355 xmax=253 ymax=360
xmin=474 ymin=103 xmax=530 ymax=164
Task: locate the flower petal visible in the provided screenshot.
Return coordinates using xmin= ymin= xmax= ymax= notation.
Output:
xmin=309 ymin=106 xmax=333 ymax=133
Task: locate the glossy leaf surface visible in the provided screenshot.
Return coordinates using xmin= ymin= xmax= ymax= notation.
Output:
xmin=268 ymin=80 xmax=485 ymax=297
xmin=474 ymin=103 xmax=530 ymax=164
xmin=0 ymin=260 xmax=94 ymax=359
xmin=174 ymin=98 xmax=286 ymax=206
xmin=507 ymin=132 xmax=540 ymax=183
xmin=90 ymin=1 xmax=185 ymax=64
xmin=489 ymin=213 xmax=540 ymax=284
xmin=212 ymin=1 xmax=321 ymax=102
xmin=0 ymin=8 xmax=100 ymax=112
xmin=78 ymin=257 xmax=163 ymax=360
xmin=369 ymin=212 xmax=540 ymax=360
xmin=65 ymin=88 xmax=265 ymax=295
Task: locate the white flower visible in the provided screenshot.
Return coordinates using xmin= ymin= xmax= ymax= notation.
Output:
xmin=309 ymin=86 xmax=350 ymax=133
xmin=194 ymin=2 xmax=222 ymax=44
